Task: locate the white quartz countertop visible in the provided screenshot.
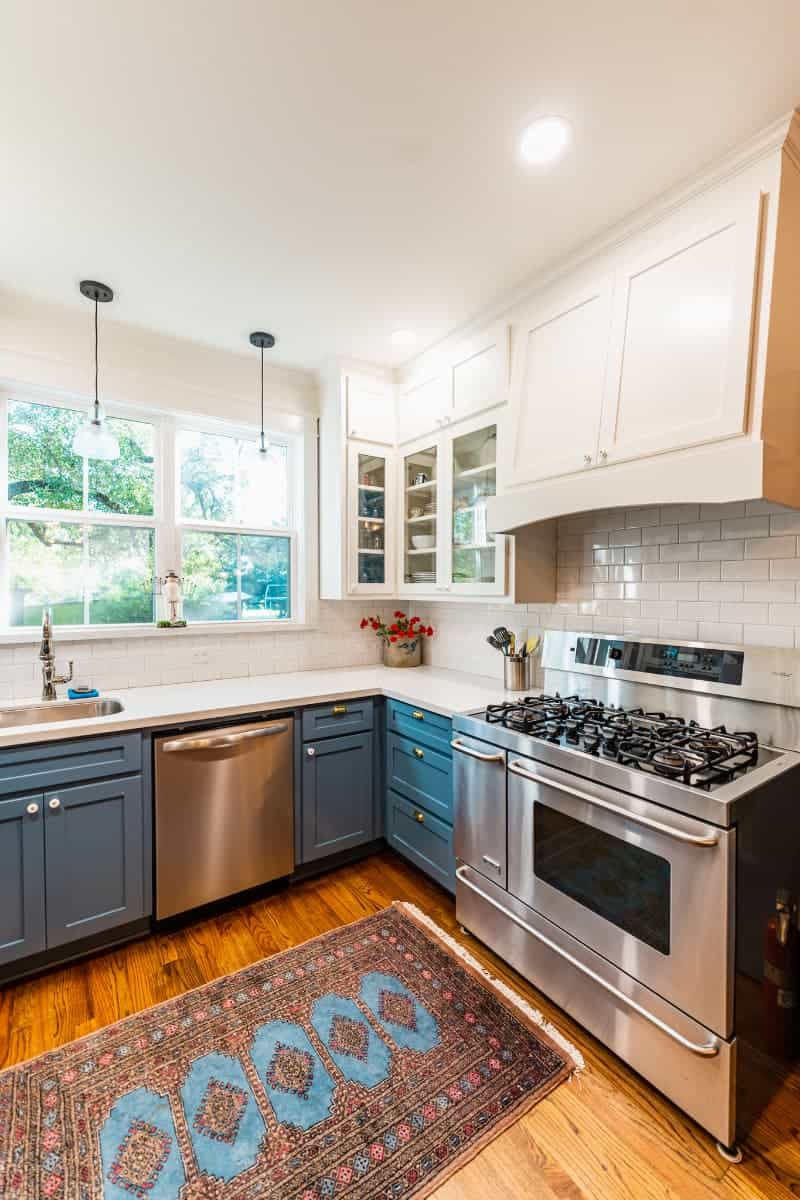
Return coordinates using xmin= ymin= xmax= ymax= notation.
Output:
xmin=0 ymin=665 xmax=531 ymax=747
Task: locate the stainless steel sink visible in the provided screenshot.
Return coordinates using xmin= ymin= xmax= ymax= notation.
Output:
xmin=0 ymin=698 xmax=124 ymax=727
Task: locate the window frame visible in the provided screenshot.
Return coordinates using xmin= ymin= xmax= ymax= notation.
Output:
xmin=0 ymin=386 xmax=314 ymax=640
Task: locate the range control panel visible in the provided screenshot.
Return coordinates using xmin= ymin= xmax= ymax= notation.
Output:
xmin=574 ymin=637 xmax=744 ymax=685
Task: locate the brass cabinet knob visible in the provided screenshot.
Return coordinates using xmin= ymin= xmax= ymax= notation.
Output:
xmin=411 ymin=710 xmax=424 ymax=721
xmin=413 ymin=747 xmax=424 ymax=759
xmin=332 ymin=704 xmax=348 ymax=716
xmin=414 ymin=810 xmax=425 ymax=823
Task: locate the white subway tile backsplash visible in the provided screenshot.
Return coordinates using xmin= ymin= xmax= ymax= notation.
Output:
xmin=768 ymin=604 xmax=800 ymax=625
xmin=609 ymin=528 xmax=642 ymax=547
xmin=660 ymin=504 xmax=700 ymax=523
xmin=721 ymin=516 xmax=770 ymax=540
xmin=593 ymin=583 xmax=625 ymax=600
xmin=770 ymin=559 xmax=800 ymax=579
xmin=624 ymin=583 xmax=660 ymax=600
xmin=678 ymin=561 xmax=721 ymax=581
xmin=605 ymin=599 xmax=642 ymax=617
xmin=745 ymin=536 xmax=797 ymax=559
xmin=625 ymin=506 xmax=661 ymax=527
xmin=699 ymin=539 xmax=743 ymax=561
xmin=679 ymin=521 xmax=721 ymax=543
xmin=642 ymin=525 xmax=678 ymax=545
xmin=594 ymin=548 xmax=625 ymax=565
xmin=659 ymin=543 xmax=699 ymax=562
xmin=642 ymin=563 xmax=679 ymax=581
xmin=697 ymin=622 xmax=743 ymax=643
xmin=658 ymin=619 xmax=699 ymax=640
xmin=770 ymin=512 xmax=800 ymax=535
xmin=610 ymin=565 xmax=641 ymax=582
xmin=698 ymin=582 xmax=743 ymax=602
xmin=623 ymin=617 xmax=660 ymax=636
xmin=718 ymin=602 xmax=769 ymax=624
xmin=699 ymin=502 xmax=745 ymax=520
xmin=720 ymin=559 xmax=769 ymax=581
xmin=676 ymin=602 xmax=719 ymax=621
xmin=659 ymin=582 xmax=699 ymax=601
xmin=742 ymin=581 xmax=796 ymax=602
xmin=743 ymin=624 xmax=795 ymax=648
xmin=641 ymin=600 xmax=679 ymax=620
xmin=625 ymin=546 xmax=660 ymax=564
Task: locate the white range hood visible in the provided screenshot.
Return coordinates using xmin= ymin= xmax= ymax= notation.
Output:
xmin=487 ymin=111 xmax=800 ymax=535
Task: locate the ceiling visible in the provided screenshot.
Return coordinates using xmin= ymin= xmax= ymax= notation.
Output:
xmin=3 ymin=1 xmax=800 ymax=372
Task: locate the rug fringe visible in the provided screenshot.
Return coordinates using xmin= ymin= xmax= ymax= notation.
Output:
xmin=395 ymin=901 xmax=586 ymax=1073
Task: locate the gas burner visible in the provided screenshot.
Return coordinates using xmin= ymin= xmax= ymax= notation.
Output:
xmin=481 ymin=693 xmax=763 ymax=790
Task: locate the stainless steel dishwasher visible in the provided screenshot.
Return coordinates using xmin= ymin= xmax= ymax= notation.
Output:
xmin=154 ymin=715 xmax=294 ymax=919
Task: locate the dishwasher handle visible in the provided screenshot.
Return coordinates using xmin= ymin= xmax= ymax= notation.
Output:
xmin=161 ymin=723 xmax=289 ymax=753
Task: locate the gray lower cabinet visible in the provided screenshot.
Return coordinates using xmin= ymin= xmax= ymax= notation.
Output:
xmin=44 ymin=777 xmax=145 ymax=949
xmin=301 ymin=732 xmax=374 ymax=862
xmin=386 ymin=791 xmax=455 ymax=892
xmin=0 ymin=794 xmax=46 ymax=965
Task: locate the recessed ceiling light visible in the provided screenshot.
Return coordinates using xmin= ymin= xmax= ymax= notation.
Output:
xmin=390 ymin=329 xmax=416 ymax=348
xmin=519 ymin=116 xmax=571 ymax=166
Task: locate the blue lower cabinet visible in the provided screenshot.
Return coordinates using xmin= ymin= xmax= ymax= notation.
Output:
xmin=0 ymin=794 xmax=46 ymax=965
xmin=386 ymin=733 xmax=452 ymax=823
xmin=386 ymin=790 xmax=455 ymax=893
xmin=44 ymin=776 xmax=146 ymax=949
xmin=301 ymin=731 xmax=375 ymax=862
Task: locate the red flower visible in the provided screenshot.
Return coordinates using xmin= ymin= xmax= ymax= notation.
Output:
xmin=360 ymin=618 xmax=368 ymax=628
xmin=410 ymin=615 xmax=419 ymax=624
xmin=371 ymin=620 xmax=379 ymax=630
xmin=394 ymin=611 xmax=405 ymax=619
xmin=390 ymin=623 xmax=399 ymax=633
xmin=427 ymin=626 xmax=434 ymax=636
xmin=390 ymin=635 xmax=398 ymax=642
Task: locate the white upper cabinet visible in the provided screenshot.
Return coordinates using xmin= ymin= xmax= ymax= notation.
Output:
xmin=505 ymin=275 xmax=614 ymax=486
xmin=597 ymin=192 xmax=762 ymax=465
xmin=450 ymin=322 xmax=510 ymax=423
xmin=396 ymin=370 xmax=450 ymax=444
xmin=346 ymin=373 xmax=395 ymax=444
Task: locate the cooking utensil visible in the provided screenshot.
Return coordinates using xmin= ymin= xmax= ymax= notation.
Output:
xmin=492 ymin=626 xmax=512 ymax=654
xmin=525 ymin=635 xmax=541 ymax=657
xmin=486 ymin=635 xmax=503 ymax=652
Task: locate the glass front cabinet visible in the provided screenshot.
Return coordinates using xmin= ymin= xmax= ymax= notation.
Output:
xmin=395 ymin=417 xmax=506 ymax=597
xmin=348 ymin=444 xmax=395 ymax=594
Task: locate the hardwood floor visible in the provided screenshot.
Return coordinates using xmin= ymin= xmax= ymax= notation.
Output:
xmin=1 ymin=850 xmax=799 ymax=1198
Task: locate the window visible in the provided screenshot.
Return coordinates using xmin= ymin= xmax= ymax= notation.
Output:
xmin=177 ymin=428 xmax=293 ymax=623
xmin=1 ymin=394 xmax=302 ymax=631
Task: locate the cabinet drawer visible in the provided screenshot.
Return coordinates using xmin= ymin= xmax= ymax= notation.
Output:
xmin=386 ymin=790 xmax=454 ymax=894
xmin=302 ymin=698 xmax=374 ymax=741
xmin=386 ymin=733 xmax=452 ymax=823
xmin=0 ymin=732 xmax=142 ymax=798
xmin=386 ymin=700 xmax=452 ymax=755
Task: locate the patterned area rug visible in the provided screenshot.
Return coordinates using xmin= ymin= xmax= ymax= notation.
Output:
xmin=0 ymin=902 xmax=581 ymax=1199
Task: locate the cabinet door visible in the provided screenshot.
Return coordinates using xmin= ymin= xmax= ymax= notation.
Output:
xmin=598 ymin=192 xmax=761 ymax=464
xmin=400 ymin=437 xmax=443 ymax=593
xmin=301 ymin=733 xmax=374 ymax=862
xmin=349 ymin=445 xmax=395 ymax=594
xmin=346 ymin=375 xmax=395 ymax=444
xmin=0 ymin=795 xmax=45 ymax=965
xmin=505 ymin=275 xmax=614 ymax=485
xmin=448 ymin=418 xmax=507 ymax=595
xmin=44 ymin=777 xmax=145 ymax=949
xmin=450 ymin=322 xmax=510 ymax=422
xmin=396 ymin=371 xmax=450 ymax=444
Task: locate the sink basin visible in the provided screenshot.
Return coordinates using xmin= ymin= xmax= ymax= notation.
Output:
xmin=0 ymin=698 xmax=124 ymax=727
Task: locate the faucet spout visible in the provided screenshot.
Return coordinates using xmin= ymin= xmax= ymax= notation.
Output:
xmin=39 ymin=608 xmax=73 ymax=700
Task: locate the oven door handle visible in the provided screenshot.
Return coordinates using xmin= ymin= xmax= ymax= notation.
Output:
xmin=507 ymin=760 xmax=720 ymax=847
xmin=451 ymin=739 xmax=505 ymax=763
xmin=455 ymin=865 xmax=721 ymax=1058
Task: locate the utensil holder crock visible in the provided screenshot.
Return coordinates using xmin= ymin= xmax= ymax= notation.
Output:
xmin=504 ymin=654 xmax=531 ymax=691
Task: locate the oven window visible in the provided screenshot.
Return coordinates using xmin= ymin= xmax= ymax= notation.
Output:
xmin=534 ymin=804 xmax=671 ymax=955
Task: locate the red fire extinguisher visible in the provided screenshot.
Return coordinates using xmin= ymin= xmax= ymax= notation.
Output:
xmin=763 ymin=889 xmax=799 ymax=1059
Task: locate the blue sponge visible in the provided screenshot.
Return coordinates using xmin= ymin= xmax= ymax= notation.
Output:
xmin=68 ymin=687 xmax=99 ymax=700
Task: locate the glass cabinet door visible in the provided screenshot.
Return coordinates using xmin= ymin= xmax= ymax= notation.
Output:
xmin=356 ymin=452 xmax=386 ymax=585
xmin=451 ymin=424 xmax=500 ymax=589
xmin=403 ymin=444 xmax=438 ymax=588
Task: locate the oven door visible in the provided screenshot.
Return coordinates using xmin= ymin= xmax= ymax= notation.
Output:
xmin=507 ymin=754 xmax=735 ymax=1037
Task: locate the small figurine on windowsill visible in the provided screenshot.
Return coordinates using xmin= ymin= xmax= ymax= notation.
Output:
xmin=156 ymin=570 xmax=187 ymax=628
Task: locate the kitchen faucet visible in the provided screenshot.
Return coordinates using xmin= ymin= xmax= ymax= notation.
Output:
xmin=39 ymin=608 xmax=73 ymax=700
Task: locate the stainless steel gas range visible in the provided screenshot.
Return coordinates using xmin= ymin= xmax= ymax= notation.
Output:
xmin=452 ymin=631 xmax=800 ymax=1156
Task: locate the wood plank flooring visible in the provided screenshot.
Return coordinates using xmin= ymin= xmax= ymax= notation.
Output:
xmin=1 ymin=850 xmax=798 ymax=1198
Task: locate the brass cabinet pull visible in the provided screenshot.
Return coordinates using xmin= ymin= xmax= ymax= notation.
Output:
xmin=413 ymin=747 xmax=424 ymax=759
xmin=414 ymin=810 xmax=425 ymax=823
xmin=412 ymin=710 xmax=424 ymax=720
xmin=332 ymin=704 xmax=348 ymax=716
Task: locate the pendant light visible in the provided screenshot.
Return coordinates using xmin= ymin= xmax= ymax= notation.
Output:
xmin=249 ymin=331 xmax=275 ymax=461
xmin=73 ymin=280 xmax=120 ymax=461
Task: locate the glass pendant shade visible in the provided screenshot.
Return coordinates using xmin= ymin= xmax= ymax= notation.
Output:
xmin=73 ymin=411 xmax=119 ymax=460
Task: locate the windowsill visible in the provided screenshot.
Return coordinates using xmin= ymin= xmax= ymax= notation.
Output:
xmin=0 ymin=620 xmax=316 ymax=645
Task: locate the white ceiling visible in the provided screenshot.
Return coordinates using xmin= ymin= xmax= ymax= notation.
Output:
xmin=3 ymin=1 xmax=800 ymax=372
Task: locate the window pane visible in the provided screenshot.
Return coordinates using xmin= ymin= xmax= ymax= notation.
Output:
xmin=89 ymin=417 xmax=155 ymax=516
xmin=182 ymin=531 xmax=238 ymax=621
xmin=240 ymin=442 xmax=289 ymax=528
xmin=8 ymin=400 xmax=83 ymax=511
xmin=87 ymin=526 xmax=155 ymax=624
xmin=178 ymin=430 xmax=236 ymax=522
xmin=8 ymin=520 xmax=83 ymax=625
xmin=241 ymin=535 xmax=291 ymax=620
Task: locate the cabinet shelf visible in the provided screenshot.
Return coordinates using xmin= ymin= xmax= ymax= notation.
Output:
xmin=357 ymin=516 xmax=384 ymax=524
xmin=406 ymin=547 xmax=437 ymax=556
xmin=406 ymin=480 xmax=436 ymax=493
xmin=358 ymin=484 xmax=385 ymax=493
xmin=454 ymin=463 xmax=496 ymax=479
xmin=453 ymin=542 xmax=495 ymax=552
xmin=406 ymin=514 xmax=436 ymax=524
xmin=358 ymin=549 xmax=384 ymax=556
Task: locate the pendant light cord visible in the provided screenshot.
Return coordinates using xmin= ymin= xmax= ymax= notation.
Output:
xmin=94 ymin=297 xmax=100 ymax=422
xmin=260 ymin=344 xmax=265 ymax=447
